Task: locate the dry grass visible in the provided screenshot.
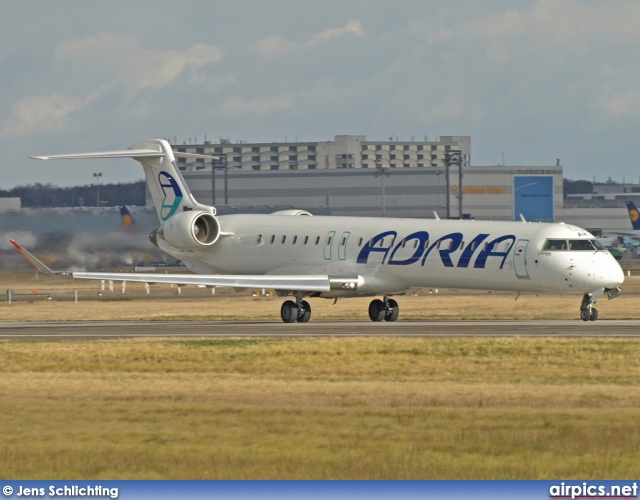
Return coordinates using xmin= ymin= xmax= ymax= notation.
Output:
xmin=2 ymin=272 xmax=640 ymax=321
xmin=1 ymin=337 xmax=639 ymax=479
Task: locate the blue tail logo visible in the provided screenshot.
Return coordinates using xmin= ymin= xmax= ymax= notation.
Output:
xmin=158 ymin=171 xmax=183 ymax=221
xmin=626 ymin=201 xmax=640 ymax=230
xmin=119 ymin=205 xmax=135 ymax=228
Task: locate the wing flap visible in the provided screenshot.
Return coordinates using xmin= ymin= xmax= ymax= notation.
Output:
xmin=73 ymin=272 xmax=335 ymax=292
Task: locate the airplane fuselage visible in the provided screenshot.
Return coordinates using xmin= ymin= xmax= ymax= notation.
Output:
xmin=156 ymin=214 xmax=624 ymax=298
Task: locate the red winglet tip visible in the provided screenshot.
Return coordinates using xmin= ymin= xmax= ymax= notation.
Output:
xmin=9 ymin=240 xmax=21 ymax=250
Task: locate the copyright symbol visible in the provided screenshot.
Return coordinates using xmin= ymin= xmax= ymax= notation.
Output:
xmin=2 ymin=486 xmax=13 ymax=496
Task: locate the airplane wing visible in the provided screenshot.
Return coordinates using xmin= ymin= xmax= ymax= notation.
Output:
xmin=9 ymin=240 xmax=361 ymax=293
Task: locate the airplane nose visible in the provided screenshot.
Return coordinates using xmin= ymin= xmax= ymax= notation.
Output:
xmin=599 ymin=254 xmax=625 ymax=289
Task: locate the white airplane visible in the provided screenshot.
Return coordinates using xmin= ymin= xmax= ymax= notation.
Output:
xmin=12 ymin=139 xmax=624 ymax=323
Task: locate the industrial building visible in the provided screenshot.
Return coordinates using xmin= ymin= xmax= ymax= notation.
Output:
xmin=168 ymin=135 xmax=636 ymax=236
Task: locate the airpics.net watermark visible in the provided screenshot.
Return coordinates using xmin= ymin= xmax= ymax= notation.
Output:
xmin=3 ymin=485 xmax=118 ymax=499
xmin=549 ymin=482 xmax=638 ymax=499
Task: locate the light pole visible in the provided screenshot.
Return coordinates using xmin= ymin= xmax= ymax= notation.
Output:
xmin=93 ymin=172 xmax=102 ymax=207
xmin=444 ymin=150 xmax=462 ymax=219
xmin=375 ymin=160 xmax=391 ymax=217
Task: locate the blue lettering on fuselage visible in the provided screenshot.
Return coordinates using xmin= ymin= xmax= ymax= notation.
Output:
xmin=356 ymin=231 xmax=516 ymax=269
xmin=356 ymin=231 xmax=397 ymax=264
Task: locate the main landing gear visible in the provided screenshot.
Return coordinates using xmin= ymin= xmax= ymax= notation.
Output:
xmin=279 ymin=295 xmax=400 ymax=323
xmin=579 ymin=293 xmax=599 ymax=322
xmin=368 ymin=296 xmax=399 ymax=322
xmin=280 ymin=297 xmax=312 ymax=323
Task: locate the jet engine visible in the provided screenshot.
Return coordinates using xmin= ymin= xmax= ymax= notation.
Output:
xmin=157 ymin=211 xmax=220 ymax=249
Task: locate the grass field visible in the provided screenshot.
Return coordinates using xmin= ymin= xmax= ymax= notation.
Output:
xmin=1 ymin=271 xmax=639 ymax=479
xmin=1 ymin=337 xmax=640 ymax=479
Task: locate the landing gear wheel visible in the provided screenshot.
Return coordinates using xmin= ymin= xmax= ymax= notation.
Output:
xmin=384 ymin=299 xmax=399 ymax=322
xmin=281 ymin=300 xmax=298 ymax=323
xmin=368 ymin=299 xmax=386 ymax=322
xmin=297 ymin=300 xmax=312 ymax=323
xmin=590 ymin=308 xmax=598 ymax=322
xmin=580 ymin=308 xmax=590 ymax=322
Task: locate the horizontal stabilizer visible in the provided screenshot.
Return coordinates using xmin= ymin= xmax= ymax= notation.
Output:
xmin=29 ymin=149 xmax=164 ymax=160
xmin=30 ymin=148 xmax=217 ymax=161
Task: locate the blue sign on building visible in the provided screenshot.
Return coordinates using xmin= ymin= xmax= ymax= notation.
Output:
xmin=513 ymin=176 xmax=554 ymax=222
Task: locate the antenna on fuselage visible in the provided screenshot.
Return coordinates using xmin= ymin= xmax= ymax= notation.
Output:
xmin=433 ymin=211 xmax=440 ymax=220
xmin=519 ymin=214 xmax=526 ymax=223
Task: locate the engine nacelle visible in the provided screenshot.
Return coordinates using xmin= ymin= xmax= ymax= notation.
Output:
xmin=157 ymin=211 xmax=220 ymax=249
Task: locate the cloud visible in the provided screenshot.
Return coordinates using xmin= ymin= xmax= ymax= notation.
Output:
xmin=219 ymin=96 xmax=294 ymax=115
xmin=2 ymin=92 xmax=93 ymax=137
xmin=256 ymin=20 xmax=365 ymax=57
xmin=309 ymin=20 xmax=365 ymax=44
xmin=56 ymin=32 xmax=222 ymax=94
xmin=593 ymin=90 xmax=640 ymax=118
xmin=2 ymin=33 xmax=224 ymax=137
xmin=464 ymin=0 xmax=640 ymax=47
xmin=256 ymin=35 xmax=296 ymax=56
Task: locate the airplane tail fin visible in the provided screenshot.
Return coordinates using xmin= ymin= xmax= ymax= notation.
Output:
xmin=626 ymin=201 xmax=640 ymax=230
xmin=31 ymin=139 xmax=217 ymax=223
xmin=119 ymin=205 xmax=135 ymax=228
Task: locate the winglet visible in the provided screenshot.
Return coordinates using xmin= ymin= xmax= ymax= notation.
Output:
xmin=10 ymin=240 xmax=63 ymax=275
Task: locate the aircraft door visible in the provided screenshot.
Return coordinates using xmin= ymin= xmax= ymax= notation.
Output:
xmin=338 ymin=231 xmax=350 ymax=260
xmin=324 ymin=231 xmax=336 ymax=260
xmin=514 ymin=239 xmax=529 ymax=279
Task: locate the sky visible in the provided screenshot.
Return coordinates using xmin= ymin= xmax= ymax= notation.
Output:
xmin=2 ymin=0 xmax=640 ymax=188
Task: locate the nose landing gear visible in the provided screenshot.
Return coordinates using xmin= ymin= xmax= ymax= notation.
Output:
xmin=579 ymin=293 xmax=599 ymax=322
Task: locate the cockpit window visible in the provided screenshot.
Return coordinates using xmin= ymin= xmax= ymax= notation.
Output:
xmin=569 ymin=239 xmax=595 ymax=251
xmin=544 ymin=238 xmax=603 ymax=251
xmin=543 ymin=239 xmax=568 ymax=251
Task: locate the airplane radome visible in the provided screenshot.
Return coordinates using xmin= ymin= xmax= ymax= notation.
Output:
xmin=13 ymin=139 xmax=624 ymax=323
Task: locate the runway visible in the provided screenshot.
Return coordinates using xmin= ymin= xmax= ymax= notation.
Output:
xmin=1 ymin=320 xmax=640 ymax=340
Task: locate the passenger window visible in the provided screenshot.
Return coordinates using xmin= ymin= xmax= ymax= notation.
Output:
xmin=358 ymin=237 xmax=363 ymax=246
xmin=471 ymin=241 xmax=477 ymax=251
xmin=293 ymin=236 xmax=297 ymax=244
xmin=326 ymin=236 xmax=332 ymax=245
xmin=258 ymin=234 xmax=262 ymax=243
xmin=282 ymin=235 xmax=286 ymax=244
xmin=414 ymin=240 xmax=418 ymax=249
xmin=460 ymin=241 xmax=465 ymax=250
xmin=315 ymin=236 xmax=320 ymax=245
xmin=304 ymin=236 xmax=309 ymax=245
xmin=341 ymin=236 xmax=347 ymax=246
xmin=270 ymin=235 xmax=275 ymax=244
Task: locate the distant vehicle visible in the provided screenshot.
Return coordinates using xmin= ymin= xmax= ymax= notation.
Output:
xmin=12 ymin=139 xmax=624 ymax=322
